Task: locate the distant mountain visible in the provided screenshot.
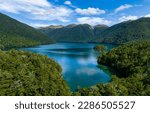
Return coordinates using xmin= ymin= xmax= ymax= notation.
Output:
xmin=39 ymin=18 xmax=150 ymax=44
xmin=39 ymin=24 xmax=108 ymax=43
xmin=38 ymin=25 xmax=64 ymax=34
xmin=94 ymin=17 xmax=150 ymax=44
xmin=0 ymin=13 xmax=54 ymax=49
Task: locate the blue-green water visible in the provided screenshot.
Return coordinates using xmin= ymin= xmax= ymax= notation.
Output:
xmin=21 ymin=43 xmax=116 ymax=91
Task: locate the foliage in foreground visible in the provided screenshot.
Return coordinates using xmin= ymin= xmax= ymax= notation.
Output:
xmin=0 ymin=50 xmax=71 ymax=96
xmin=74 ymin=40 xmax=150 ymax=96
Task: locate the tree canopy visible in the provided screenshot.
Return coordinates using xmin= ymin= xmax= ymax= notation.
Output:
xmin=0 ymin=50 xmax=71 ymax=96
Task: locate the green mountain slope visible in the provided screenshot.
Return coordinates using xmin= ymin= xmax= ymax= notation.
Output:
xmin=94 ymin=18 xmax=150 ymax=44
xmin=39 ymin=24 xmax=108 ymax=42
xmin=0 ymin=13 xmax=54 ymax=49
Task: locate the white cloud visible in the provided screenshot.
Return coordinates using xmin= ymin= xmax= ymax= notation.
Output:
xmin=29 ymin=23 xmax=51 ymax=28
xmin=64 ymin=1 xmax=77 ymax=8
xmin=119 ymin=15 xmax=138 ymax=22
xmin=0 ymin=0 xmax=51 ymax=13
xmin=77 ymin=17 xmax=111 ymax=25
xmin=115 ymin=4 xmax=133 ymax=13
xmin=0 ymin=0 xmax=73 ymax=22
xmin=75 ymin=7 xmax=105 ymax=15
xmin=64 ymin=1 xmax=72 ymax=5
xmin=145 ymin=14 xmax=150 ymax=17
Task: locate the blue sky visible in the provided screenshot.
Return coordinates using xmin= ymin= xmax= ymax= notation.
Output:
xmin=0 ymin=0 xmax=150 ymax=27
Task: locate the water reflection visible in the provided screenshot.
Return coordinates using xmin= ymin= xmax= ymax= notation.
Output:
xmin=76 ymin=67 xmax=100 ymax=76
xmin=21 ymin=43 xmax=116 ymax=91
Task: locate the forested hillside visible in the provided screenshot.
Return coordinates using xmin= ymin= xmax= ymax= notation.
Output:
xmin=0 ymin=50 xmax=71 ymax=96
xmin=94 ymin=18 xmax=150 ymax=44
xmin=74 ymin=40 xmax=150 ymax=96
xmin=0 ymin=13 xmax=54 ymax=49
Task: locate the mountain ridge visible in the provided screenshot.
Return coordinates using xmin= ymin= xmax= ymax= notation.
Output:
xmin=39 ymin=24 xmax=109 ymax=43
xmin=39 ymin=17 xmax=150 ymax=44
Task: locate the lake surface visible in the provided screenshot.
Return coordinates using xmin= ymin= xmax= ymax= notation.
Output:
xmin=21 ymin=43 xmax=116 ymax=91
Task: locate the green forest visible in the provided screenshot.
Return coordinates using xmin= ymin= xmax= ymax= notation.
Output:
xmin=74 ymin=40 xmax=150 ymax=96
xmin=0 ymin=50 xmax=70 ymax=96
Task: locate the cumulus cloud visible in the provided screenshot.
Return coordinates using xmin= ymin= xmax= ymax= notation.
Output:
xmin=119 ymin=15 xmax=138 ymax=22
xmin=75 ymin=7 xmax=105 ymax=15
xmin=64 ymin=1 xmax=72 ymax=5
xmin=0 ymin=0 xmax=73 ymax=22
xmin=115 ymin=4 xmax=133 ymax=13
xmin=77 ymin=17 xmax=111 ymax=25
xmin=0 ymin=0 xmax=51 ymax=13
xmin=145 ymin=14 xmax=150 ymax=17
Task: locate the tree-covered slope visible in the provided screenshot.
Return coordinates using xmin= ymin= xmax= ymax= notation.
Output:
xmin=0 ymin=13 xmax=54 ymax=49
xmin=39 ymin=24 xmax=108 ymax=42
xmin=0 ymin=50 xmax=71 ymax=96
xmin=74 ymin=40 xmax=150 ymax=96
xmin=94 ymin=18 xmax=150 ymax=44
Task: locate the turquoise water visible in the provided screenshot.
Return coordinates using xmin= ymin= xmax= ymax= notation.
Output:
xmin=21 ymin=43 xmax=116 ymax=91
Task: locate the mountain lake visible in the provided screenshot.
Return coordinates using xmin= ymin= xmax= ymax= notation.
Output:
xmin=21 ymin=43 xmax=116 ymax=91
